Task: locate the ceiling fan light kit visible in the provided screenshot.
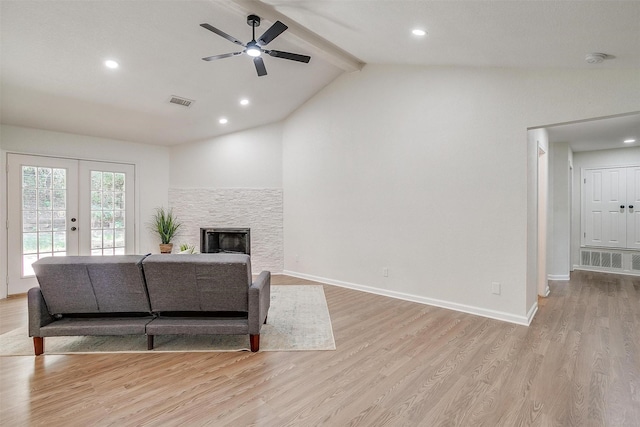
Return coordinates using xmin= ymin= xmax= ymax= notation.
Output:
xmin=246 ymin=42 xmax=261 ymax=57
xmin=200 ymin=14 xmax=311 ymax=77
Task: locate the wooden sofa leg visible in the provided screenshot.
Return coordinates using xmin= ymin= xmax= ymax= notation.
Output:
xmin=250 ymin=334 xmax=260 ymax=352
xmin=147 ymin=335 xmax=154 ymax=350
xmin=33 ymin=337 xmax=44 ymax=356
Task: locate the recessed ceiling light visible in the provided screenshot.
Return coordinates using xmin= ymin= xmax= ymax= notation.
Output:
xmin=104 ymin=60 xmax=119 ymax=69
xmin=624 ymin=139 xmax=636 ymax=144
xmin=412 ymin=29 xmax=427 ymax=36
xmin=240 ymin=99 xmax=250 ymax=106
xmin=219 ymin=118 xmax=228 ymax=124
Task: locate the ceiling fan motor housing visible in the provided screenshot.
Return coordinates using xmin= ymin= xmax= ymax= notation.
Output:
xmin=247 ymin=14 xmax=261 ymax=27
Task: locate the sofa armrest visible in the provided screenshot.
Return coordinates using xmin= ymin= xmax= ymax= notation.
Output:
xmin=28 ymin=287 xmax=55 ymax=337
xmin=248 ymin=271 xmax=271 ymax=334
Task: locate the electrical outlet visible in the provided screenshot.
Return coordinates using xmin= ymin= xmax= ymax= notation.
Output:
xmin=383 ymin=267 xmax=389 ymax=277
xmin=492 ymin=282 xmax=501 ymax=295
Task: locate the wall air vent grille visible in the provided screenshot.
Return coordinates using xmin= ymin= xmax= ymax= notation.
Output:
xmin=580 ymin=250 xmax=640 ymax=275
xmin=169 ymin=96 xmax=194 ymax=107
xmin=580 ymin=250 xmax=626 ymax=271
xmin=612 ymin=253 xmax=622 ymax=269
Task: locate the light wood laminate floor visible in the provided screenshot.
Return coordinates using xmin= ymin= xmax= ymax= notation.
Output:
xmin=0 ymin=271 xmax=638 ymax=426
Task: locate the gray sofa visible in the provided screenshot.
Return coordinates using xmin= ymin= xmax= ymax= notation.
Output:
xmin=29 ymin=253 xmax=270 ymax=355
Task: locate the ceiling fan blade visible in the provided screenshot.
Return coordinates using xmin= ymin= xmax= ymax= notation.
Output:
xmin=200 ymin=23 xmax=245 ymax=46
xmin=257 ymin=21 xmax=288 ymax=46
xmin=253 ymin=56 xmax=267 ymax=76
xmin=267 ymin=50 xmax=311 ymax=63
xmin=202 ymin=52 xmax=243 ymax=61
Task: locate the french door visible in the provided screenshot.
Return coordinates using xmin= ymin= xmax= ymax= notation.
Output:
xmin=7 ymin=154 xmax=135 ymax=295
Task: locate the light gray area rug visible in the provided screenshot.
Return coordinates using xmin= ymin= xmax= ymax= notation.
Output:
xmin=0 ymin=285 xmax=335 ymax=355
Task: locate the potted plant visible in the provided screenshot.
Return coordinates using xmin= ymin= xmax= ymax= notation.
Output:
xmin=178 ymin=243 xmax=198 ymax=254
xmin=150 ymin=207 xmax=182 ymax=253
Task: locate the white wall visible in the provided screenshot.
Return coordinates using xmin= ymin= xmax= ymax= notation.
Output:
xmin=0 ymin=134 xmax=6 ymax=298
xmin=548 ymin=141 xmax=573 ymax=280
xmin=282 ymin=64 xmax=640 ymax=324
xmin=571 ymin=146 xmax=640 ymax=269
xmin=526 ymin=129 xmax=541 ymax=314
xmin=169 ymin=122 xmax=284 ymax=272
xmin=529 ymin=127 xmax=550 ymax=302
xmin=1 ymin=125 xmax=170 ymax=297
xmin=169 ymin=122 xmax=282 ymax=188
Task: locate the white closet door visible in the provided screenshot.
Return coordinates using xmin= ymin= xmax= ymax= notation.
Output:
xmin=627 ymin=166 xmax=640 ymax=250
xmin=583 ymin=168 xmax=627 ymax=248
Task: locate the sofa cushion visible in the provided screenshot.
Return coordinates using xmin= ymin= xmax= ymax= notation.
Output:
xmin=32 ymin=255 xmax=150 ymax=314
xmin=146 ymin=317 xmax=249 ymax=335
xmin=39 ymin=316 xmax=152 ymax=336
xmin=142 ymin=254 xmax=252 ymax=312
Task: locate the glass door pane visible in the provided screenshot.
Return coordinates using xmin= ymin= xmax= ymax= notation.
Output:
xmin=89 ymin=170 xmax=127 ymax=255
xmin=21 ymin=165 xmax=69 ymax=275
xmin=79 ymin=161 xmax=135 ymax=256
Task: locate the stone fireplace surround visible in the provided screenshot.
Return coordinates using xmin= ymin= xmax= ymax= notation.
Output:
xmin=168 ymin=188 xmax=283 ymax=273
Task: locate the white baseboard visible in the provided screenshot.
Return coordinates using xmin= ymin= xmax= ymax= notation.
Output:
xmin=527 ymin=301 xmax=538 ymax=324
xmin=548 ymin=274 xmax=570 ymax=281
xmin=283 ymin=270 xmax=532 ymax=326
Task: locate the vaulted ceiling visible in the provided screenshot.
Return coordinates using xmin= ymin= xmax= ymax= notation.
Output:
xmin=1 ymin=0 xmax=639 ymax=147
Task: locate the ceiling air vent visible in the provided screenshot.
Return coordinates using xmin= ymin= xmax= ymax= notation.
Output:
xmin=168 ymin=96 xmax=194 ymax=108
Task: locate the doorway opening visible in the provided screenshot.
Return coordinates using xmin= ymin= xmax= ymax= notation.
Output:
xmin=529 ymin=112 xmax=640 ymax=299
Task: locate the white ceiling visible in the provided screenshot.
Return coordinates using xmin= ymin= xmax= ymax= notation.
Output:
xmin=1 ymin=0 xmax=639 ymax=146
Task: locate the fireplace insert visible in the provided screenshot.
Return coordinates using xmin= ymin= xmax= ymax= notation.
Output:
xmin=200 ymin=228 xmax=250 ymax=255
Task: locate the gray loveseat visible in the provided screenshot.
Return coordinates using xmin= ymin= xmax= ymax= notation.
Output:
xmin=29 ymin=253 xmax=270 ymax=355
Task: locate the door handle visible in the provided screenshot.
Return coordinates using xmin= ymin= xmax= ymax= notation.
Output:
xmin=630 ymin=205 xmax=634 ymax=209
xmin=620 ymin=205 xmax=625 ymax=209
xmin=71 ymin=227 xmax=77 ymax=231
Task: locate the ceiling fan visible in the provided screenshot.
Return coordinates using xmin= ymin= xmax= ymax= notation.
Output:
xmin=200 ymin=15 xmax=311 ymax=77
